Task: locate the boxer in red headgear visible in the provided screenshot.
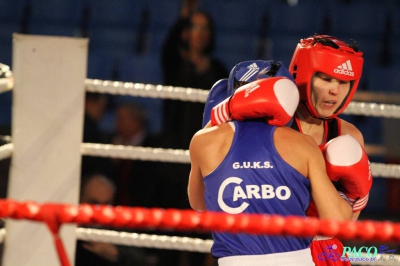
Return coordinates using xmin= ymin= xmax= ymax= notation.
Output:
xmin=208 ymin=35 xmax=372 ymax=266
xmin=290 ymin=35 xmax=371 ymax=266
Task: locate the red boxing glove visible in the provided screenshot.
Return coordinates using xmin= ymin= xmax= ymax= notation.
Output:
xmin=323 ymin=135 xmax=373 ymax=212
xmin=210 ymin=77 xmax=299 ymax=126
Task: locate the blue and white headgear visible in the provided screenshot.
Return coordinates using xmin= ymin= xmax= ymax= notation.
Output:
xmin=227 ymin=60 xmax=294 ymax=96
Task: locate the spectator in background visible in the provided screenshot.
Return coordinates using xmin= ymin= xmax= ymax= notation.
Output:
xmin=159 ymin=2 xmax=226 ymax=264
xmin=110 ymin=101 xmax=161 ymax=208
xmin=83 ymin=92 xmax=108 ymax=144
xmin=81 ymin=92 xmax=110 ymax=177
xmin=161 ymin=0 xmax=228 ymax=150
xmin=159 ymin=0 xmax=228 ymax=210
xmin=75 ymin=173 xmax=150 ymax=266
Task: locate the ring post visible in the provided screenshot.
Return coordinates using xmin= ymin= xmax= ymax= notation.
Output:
xmin=3 ymin=34 xmax=88 ymax=266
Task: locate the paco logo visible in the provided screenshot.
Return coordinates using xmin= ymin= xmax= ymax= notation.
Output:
xmin=318 ymin=244 xmax=398 ymax=263
xmin=343 ymin=246 xmax=378 ymax=259
xmin=218 ymin=177 xmax=291 ymax=214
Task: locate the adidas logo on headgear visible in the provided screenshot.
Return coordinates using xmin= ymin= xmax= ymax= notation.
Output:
xmin=334 ymin=60 xmax=354 ymax=76
xmin=239 ymin=63 xmax=259 ymax=81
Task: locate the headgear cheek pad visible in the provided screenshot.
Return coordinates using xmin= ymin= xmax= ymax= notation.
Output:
xmin=202 ymin=78 xmax=228 ymax=128
xmin=289 ymin=35 xmax=364 ymax=119
xmin=227 ymin=60 xmax=294 ymax=96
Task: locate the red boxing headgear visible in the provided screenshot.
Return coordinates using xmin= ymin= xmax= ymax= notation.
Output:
xmin=289 ymin=35 xmax=364 ymax=119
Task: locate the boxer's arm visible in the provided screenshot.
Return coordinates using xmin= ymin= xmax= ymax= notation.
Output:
xmin=306 ymin=136 xmax=353 ymax=221
xmin=352 ymin=211 xmax=361 ymax=221
xmin=340 ymin=119 xmax=367 ymax=220
xmin=203 ymin=120 xmax=212 ymax=128
xmin=340 ymin=119 xmax=365 ymax=147
xmin=188 ymin=131 xmax=206 ymax=212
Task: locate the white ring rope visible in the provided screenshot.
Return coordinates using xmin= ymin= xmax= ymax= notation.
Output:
xmin=84 ymin=79 xmax=400 ymax=118
xmin=0 ymin=228 xmax=4 ymax=244
xmin=0 ymin=77 xmax=13 ymax=94
xmin=81 ymin=143 xmax=400 ymax=179
xmin=81 ymin=143 xmax=190 ymax=164
xmin=85 ymin=79 xmax=209 ymax=102
xmin=0 ymin=63 xmax=13 ymax=93
xmin=0 ymin=227 xmax=212 ymax=253
xmin=75 ymin=229 xmax=400 ymax=265
xmin=0 ymin=143 xmax=13 ymax=161
xmin=2 ymin=78 xmax=400 ymax=176
xmin=371 ymin=163 xmax=400 ymax=179
xmin=76 ymin=228 xmax=213 ymax=253
xmin=345 ymin=102 xmax=400 ymax=118
xmin=1 ymin=227 xmax=399 ymax=265
xmin=0 ymin=142 xmax=399 ymax=178
xmin=2 ymin=76 xmax=400 ymax=117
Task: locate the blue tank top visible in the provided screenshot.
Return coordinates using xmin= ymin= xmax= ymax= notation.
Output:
xmin=204 ymin=120 xmax=311 ymax=258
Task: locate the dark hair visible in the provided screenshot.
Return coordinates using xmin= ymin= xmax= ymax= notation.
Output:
xmin=189 ymin=10 xmax=216 ymax=55
xmin=312 ymin=34 xmax=360 ymax=52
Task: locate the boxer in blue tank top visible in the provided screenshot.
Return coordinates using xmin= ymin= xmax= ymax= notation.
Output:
xmin=205 ymin=120 xmax=311 ymax=258
xmin=188 ymin=119 xmax=352 ymax=266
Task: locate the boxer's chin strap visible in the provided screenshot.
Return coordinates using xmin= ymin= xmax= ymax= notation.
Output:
xmin=39 ymin=204 xmax=71 ymax=266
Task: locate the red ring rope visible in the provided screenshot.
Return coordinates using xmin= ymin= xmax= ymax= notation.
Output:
xmin=1 ymin=199 xmax=399 ymax=266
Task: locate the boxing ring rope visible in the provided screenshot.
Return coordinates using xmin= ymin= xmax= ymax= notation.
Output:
xmin=0 ymin=63 xmax=13 ymax=94
xmin=0 ymin=143 xmax=12 ymax=161
xmin=2 ymin=74 xmax=400 ymax=121
xmin=2 ymin=76 xmax=400 ymax=177
xmin=0 ymin=226 xmax=214 ymax=253
xmin=79 ymin=143 xmax=400 ymax=178
xmin=0 ymin=199 xmax=400 ymax=242
xmin=0 ymin=199 xmax=399 ymax=266
xmin=0 ymin=141 xmax=400 ymax=178
xmin=0 ymin=78 xmax=13 ymax=94
xmin=75 ymin=227 xmax=214 ymax=253
xmin=84 ymin=78 xmax=400 ymax=119
xmin=0 ymin=226 xmax=399 ymax=265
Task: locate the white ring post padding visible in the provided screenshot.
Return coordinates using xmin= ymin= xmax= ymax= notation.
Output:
xmin=3 ymin=34 xmax=88 ymax=266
